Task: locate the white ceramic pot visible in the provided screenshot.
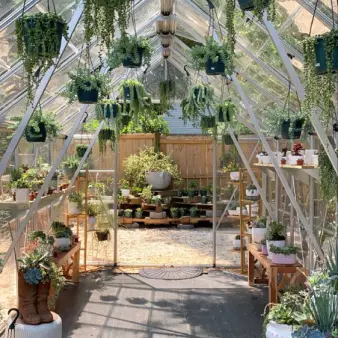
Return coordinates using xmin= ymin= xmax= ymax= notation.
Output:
xmin=312 ymin=154 xmax=318 ymax=166
xmin=256 ymin=154 xmax=262 ymax=164
xmin=68 ymin=201 xmax=80 ymax=215
xmin=233 ymin=238 xmax=247 ymax=249
xmin=266 ymin=321 xmax=294 ymax=338
xmin=289 ymin=155 xmax=303 ymax=165
xmin=228 ymin=210 xmax=237 ymax=216
xmin=252 ymin=227 xmax=267 ymax=244
xmin=304 ymin=149 xmax=316 ymax=165
xmin=146 ymin=171 xmax=172 ymax=190
xmin=271 ymin=253 xmax=296 ymax=265
xmin=54 ymin=237 xmax=71 ymax=251
xmin=246 ymin=189 xmax=259 ymax=198
xmin=230 ymin=171 xmax=240 ymax=181
xmin=16 ymin=188 xmax=29 ymax=203
xmin=260 ymin=155 xmax=271 ymax=164
xmin=267 ymin=240 xmax=286 ymax=258
xmin=121 ymin=189 xmax=130 ymax=197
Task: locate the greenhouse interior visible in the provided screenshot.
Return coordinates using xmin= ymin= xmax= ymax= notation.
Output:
xmin=0 ymin=0 xmax=337 ymax=337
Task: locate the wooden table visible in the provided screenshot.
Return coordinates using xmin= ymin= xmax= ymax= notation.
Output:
xmin=248 ymin=243 xmax=304 ymax=304
xmin=53 ymin=242 xmax=81 ymax=283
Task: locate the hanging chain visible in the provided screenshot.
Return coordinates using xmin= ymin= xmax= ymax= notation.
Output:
xmin=309 ymin=0 xmax=319 ymax=36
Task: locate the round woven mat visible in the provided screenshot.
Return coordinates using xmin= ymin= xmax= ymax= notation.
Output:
xmin=139 ymin=267 xmax=203 ymax=280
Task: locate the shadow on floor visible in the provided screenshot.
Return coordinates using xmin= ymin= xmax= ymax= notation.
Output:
xmin=57 ymin=269 xmax=267 ymax=338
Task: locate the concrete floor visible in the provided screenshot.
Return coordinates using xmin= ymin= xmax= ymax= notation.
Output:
xmin=57 ymin=270 xmax=267 ymax=338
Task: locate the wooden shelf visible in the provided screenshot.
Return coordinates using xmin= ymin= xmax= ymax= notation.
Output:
xmin=254 ymin=163 xmax=316 ymax=170
xmin=119 ymin=216 xmax=228 ymax=225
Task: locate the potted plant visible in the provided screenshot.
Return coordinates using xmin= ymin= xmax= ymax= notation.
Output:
xmin=108 ymin=35 xmax=154 ymax=69
xmin=200 ymin=115 xmax=216 ymax=134
xmin=124 ymin=209 xmax=133 ymax=218
xmin=135 ymin=208 xmax=143 ymax=219
xmin=51 ymin=221 xmax=72 ymax=251
xmin=304 ymin=29 xmax=338 ymax=128
xmin=237 ymin=0 xmax=276 ymax=21
xmin=15 ymin=12 xmax=68 ymax=101
xmin=256 ymin=151 xmax=271 ymax=165
xmin=9 ymin=109 xmax=61 ymax=143
xmin=233 ymin=235 xmax=247 ymax=250
xmin=217 ymin=100 xmax=236 ymax=123
xmin=83 ymin=0 xmax=130 ymax=50
xmin=98 ymin=126 xmax=115 ymax=154
xmin=95 ymin=226 xmax=111 ymax=242
xmin=159 ymin=80 xmax=175 ymax=112
xmin=265 ymin=221 xmax=286 ymax=258
xmin=17 ymin=231 xmax=65 ymax=324
xmin=62 ymin=155 xmax=80 ymax=179
xmin=261 ymin=239 xmax=268 ymax=255
xmin=223 ymin=161 xmax=241 ymax=182
xmin=152 ymin=195 xmax=162 ymax=207
xmin=189 ymin=180 xmax=199 ymax=196
xmin=68 ymin=192 xmax=82 ymax=215
xmin=76 ymin=144 xmax=90 ymax=158
xmin=200 ymin=186 xmax=208 ymax=197
xmin=245 ymin=183 xmax=259 ymax=199
xmin=252 ymin=217 xmax=267 ymax=244
xmin=171 ymin=207 xmax=179 ymax=218
xmin=269 ymin=245 xmax=297 ymax=265
xmin=96 ymin=99 xmax=120 ymax=123
xmin=289 ymin=142 xmax=304 ymax=165
xmin=15 ymin=177 xmax=31 ymax=203
xmin=64 ymin=68 xmax=111 ymax=104
xmin=140 ymin=185 xmax=153 ymax=204
xmin=179 ymin=207 xmax=186 ymax=218
xmin=189 ymin=36 xmax=233 ymax=75
xmin=87 ymin=204 xmax=99 ymax=231
xmin=190 ymin=207 xmax=198 ymax=218
xmin=119 ymin=179 xmax=130 ymax=197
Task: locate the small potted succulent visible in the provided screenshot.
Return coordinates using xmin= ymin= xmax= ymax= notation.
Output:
xmin=281 ymin=157 xmax=287 ymax=165
xmin=261 ymin=239 xmax=268 ymax=255
xmin=64 ymin=68 xmax=111 ymax=104
xmin=233 ymin=235 xmax=247 ymax=250
xmin=152 ymin=195 xmax=162 ymax=208
xmin=51 ymin=221 xmax=72 ymax=251
xmin=87 ymin=204 xmax=99 ymax=231
xmin=269 ymin=245 xmax=297 ymax=265
xmin=68 ymin=192 xmax=82 ymax=215
xmin=135 ymin=208 xmax=143 ymax=219
xmin=245 ymin=183 xmax=259 ymax=199
xmin=228 ymin=203 xmax=239 ymax=216
xmin=265 ymin=221 xmax=286 ymax=258
xmin=289 ymin=142 xmax=304 ymax=165
xmin=252 ymin=217 xmax=267 ymax=244
xmin=119 ymin=179 xmax=130 ymax=197
xmin=170 ymin=207 xmax=179 ymax=218
xmin=62 ymin=155 xmax=80 ymax=179
xmin=190 ymin=207 xmax=198 ymax=218
xmin=76 ymin=144 xmax=90 ymax=158
xmin=124 ymin=209 xmax=133 ymax=218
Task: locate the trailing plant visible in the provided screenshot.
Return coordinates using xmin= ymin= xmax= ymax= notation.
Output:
xmin=159 ymin=80 xmax=175 ymax=113
xmin=189 ymin=36 xmax=233 ymax=74
xmin=217 ymin=100 xmax=236 ymax=123
xmin=303 ymin=29 xmax=338 ymax=128
xmin=98 ymin=126 xmax=115 ymax=154
xmin=123 ymin=146 xmax=181 ymax=187
xmin=265 ymin=221 xmax=286 ymax=241
xmin=9 ymin=108 xmax=61 ymax=142
xmin=87 ymin=203 xmax=99 ymax=217
xmin=270 ymin=245 xmax=297 ymax=255
xmin=318 ymin=149 xmax=338 ymax=201
xmin=15 ymin=12 xmax=68 ymax=101
xmin=76 ymin=144 xmax=90 ymax=158
xmin=63 ymin=68 xmax=111 ymax=104
xmin=181 ymin=83 xmax=214 ymax=124
xmin=244 ymin=0 xmax=276 ymax=21
xmin=96 ymin=99 xmax=121 ymax=124
xmin=118 ymin=79 xmax=152 ymax=120
xmin=108 ymin=35 xmax=154 ymax=69
xmin=83 ymin=0 xmax=130 ymax=51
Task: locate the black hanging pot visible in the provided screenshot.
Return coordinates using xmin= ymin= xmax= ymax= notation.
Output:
xmin=205 ymin=55 xmax=225 ymax=75
xmin=112 ymin=103 xmax=120 ymax=118
xmin=193 ymin=87 xmax=206 ymax=103
xmin=201 ymin=116 xmax=216 ymax=128
xmin=121 ymin=114 xmax=132 ymax=126
xmin=218 ymin=107 xmax=225 ymax=122
xmin=78 ymin=84 xmax=99 ymax=104
xmin=25 ymin=122 xmax=47 ymax=142
xmin=23 ymin=16 xmax=64 ymax=57
xmin=292 ymin=118 xmax=304 ymax=139
xmin=281 ymin=119 xmax=291 ymax=139
xmin=237 ymin=0 xmax=255 ymax=11
xmin=314 ymin=35 xmax=338 ymax=75
xmin=222 ymin=133 xmax=237 ymax=145
xmin=95 ymin=230 xmax=109 ymax=242
xmin=123 ymin=86 xmax=131 ymax=100
xmin=100 ymin=104 xmax=111 ymax=119
xmin=76 ymin=146 xmax=88 ymax=158
xmin=122 ymin=48 xmax=144 ymax=68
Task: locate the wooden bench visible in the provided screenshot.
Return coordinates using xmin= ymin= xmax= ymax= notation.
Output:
xmin=248 ymin=243 xmax=305 ymax=304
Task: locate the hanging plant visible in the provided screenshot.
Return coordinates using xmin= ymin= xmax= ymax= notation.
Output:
xmin=108 ymin=35 xmax=154 ymax=69
xmin=238 ymin=0 xmax=276 ymax=21
xmin=181 ymin=83 xmax=214 ymax=124
xmin=217 ymin=100 xmax=236 ymax=123
xmin=225 ymin=0 xmax=236 ymax=61
xmin=318 ymin=149 xmax=338 ymax=201
xmin=303 ymin=29 xmax=338 ymax=128
xmin=63 ymin=68 xmax=111 ymax=104
xmin=9 ymin=108 xmax=61 ymax=143
xmin=15 ymin=12 xmax=68 ymax=101
xmin=83 ymin=0 xmax=130 ymax=51
xmin=200 ymin=115 xmax=216 ymax=135
xmin=76 ymin=144 xmax=91 ymax=158
xmin=98 ymin=126 xmax=115 ymax=154
xmin=96 ymin=99 xmax=120 ymax=124
xmin=222 ymin=133 xmax=237 ymax=145
xmin=159 ymin=80 xmax=175 ymax=113
xmin=118 ymin=79 xmax=152 ymax=120
xmin=190 ymin=37 xmax=233 ymax=75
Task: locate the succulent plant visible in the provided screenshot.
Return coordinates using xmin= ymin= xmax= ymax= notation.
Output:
xmin=24 ymin=267 xmax=43 ymax=285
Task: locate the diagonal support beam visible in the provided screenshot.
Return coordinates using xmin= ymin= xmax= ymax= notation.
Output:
xmin=0 ymin=0 xmax=84 ymax=179
xmin=232 ymin=73 xmax=324 ymax=261
xmin=262 ymin=11 xmax=337 ymax=175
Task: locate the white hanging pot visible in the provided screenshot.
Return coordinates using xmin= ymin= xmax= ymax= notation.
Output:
xmin=16 ymin=188 xmax=29 ymax=203
xmin=120 ymin=189 xmax=130 ymax=197
xmin=267 ymin=240 xmax=286 ymax=259
xmin=266 ymin=321 xmax=294 ymax=338
xmin=252 ymin=227 xmax=267 ymax=244
xmin=230 ymin=171 xmax=240 ymax=181
xmin=246 ymin=188 xmax=259 ymax=198
xmin=146 ymin=171 xmax=172 ymax=190
xmin=270 ymin=253 xmax=296 ymax=265
xmin=54 ymin=237 xmax=71 ymax=251
xmin=68 ymin=201 xmax=80 ymax=215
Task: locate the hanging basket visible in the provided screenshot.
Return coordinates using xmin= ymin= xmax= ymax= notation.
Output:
xmin=102 ymin=104 xmax=112 ymax=119
xmin=120 ymin=114 xmax=132 ymax=127
xmin=281 ymin=119 xmax=291 ymax=139
xmin=22 ymin=16 xmax=64 ymax=57
xmin=205 ymin=56 xmax=225 ymax=75
xmin=112 ymin=103 xmax=120 ymax=118
xmin=222 ymin=133 xmax=237 ymax=145
xmin=314 ymin=36 xmax=338 ymax=75
xmin=281 ymin=119 xmax=304 ymax=139
xmin=25 ymin=122 xmax=47 ymax=142
xmin=123 ymin=86 xmax=132 ymax=100
xmin=201 ymin=116 xmax=216 ymax=128
xmin=122 ymin=48 xmax=144 ymax=68
xmin=77 ymin=85 xmax=99 ymax=104
xmin=99 ymin=128 xmax=114 ymax=141
xmin=237 ymin=0 xmax=255 ymax=11
xmin=95 ymin=230 xmax=110 ymax=242
xmin=76 ymin=146 xmax=89 ymax=158
xmin=218 ymin=107 xmax=225 ymax=122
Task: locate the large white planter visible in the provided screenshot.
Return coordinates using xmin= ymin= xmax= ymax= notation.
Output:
xmin=246 ymin=189 xmax=259 ymax=198
xmin=233 ymin=238 xmax=247 ymax=249
xmin=146 ymin=171 xmax=172 ymax=190
xmin=267 ymin=240 xmax=286 ymax=259
xmin=266 ymin=321 xmax=294 ymax=338
xmin=230 ymin=171 xmax=240 ymax=181
xmin=304 ymin=149 xmax=316 ymax=165
xmin=260 ymin=155 xmax=271 ymax=164
xmin=271 ymin=253 xmax=296 ymax=265
xmin=289 ymin=155 xmax=303 ymax=165
xmin=120 ymin=189 xmax=130 ymax=197
xmin=252 ymin=227 xmax=267 ymax=244
xmin=16 ymin=188 xmax=29 ymax=203
xmin=54 ymin=237 xmax=71 ymax=251
xmin=312 ymin=154 xmax=318 ymax=166
xmin=68 ymin=201 xmax=80 ymax=215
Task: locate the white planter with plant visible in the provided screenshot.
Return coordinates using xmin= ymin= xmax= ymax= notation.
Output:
xmin=16 ymin=188 xmax=30 ymax=203
xmin=266 ymin=321 xmax=294 ymax=338
xmin=119 ymin=179 xmax=130 ymax=197
xmin=265 ymin=221 xmax=286 ymax=258
xmin=233 ymin=235 xmax=247 ymax=249
xmin=246 ymin=183 xmax=259 ymax=198
xmin=270 ymin=245 xmax=297 ymax=265
xmin=252 ymin=217 xmax=267 ymax=244
xmin=68 ymin=192 xmax=82 ymax=215
xmin=52 ymin=221 xmax=72 ymax=251
xmin=87 ymin=204 xmax=99 ymax=231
